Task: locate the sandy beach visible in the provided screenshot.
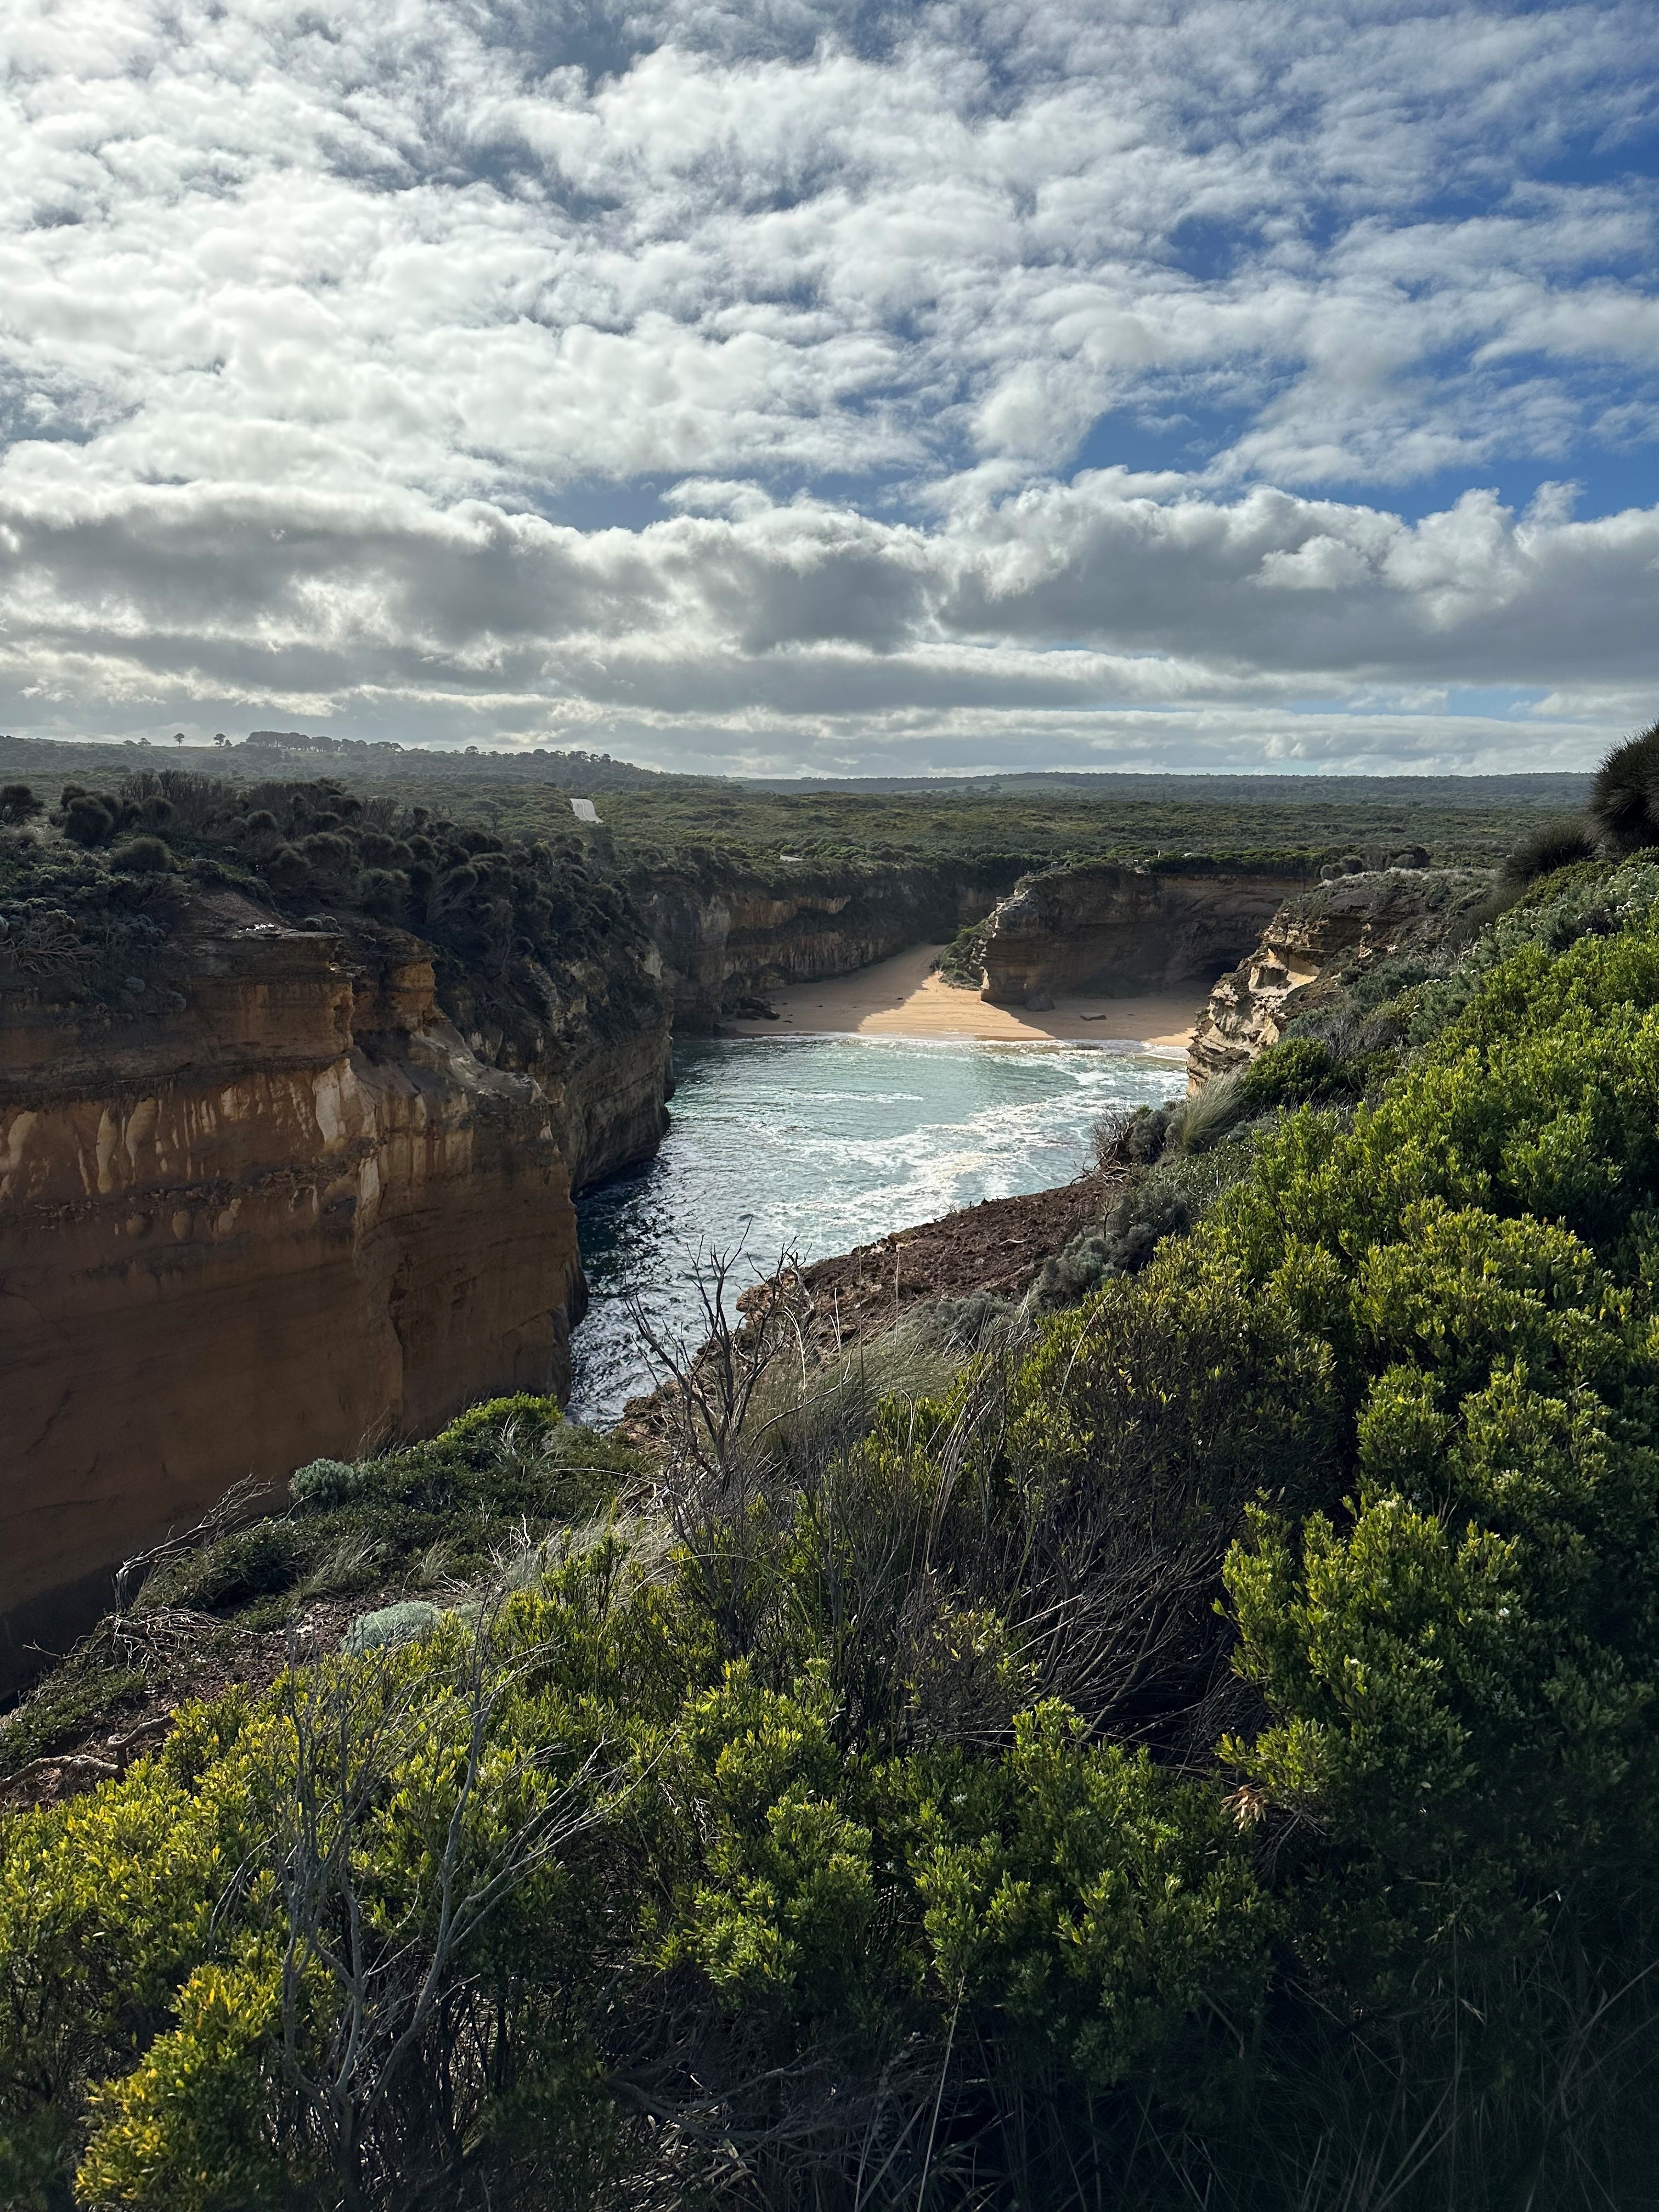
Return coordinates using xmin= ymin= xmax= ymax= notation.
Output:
xmin=722 ymin=943 xmax=1199 ymax=1050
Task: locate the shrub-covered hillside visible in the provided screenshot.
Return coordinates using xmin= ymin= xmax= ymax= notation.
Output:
xmin=9 ymin=849 xmax=1659 ymax=2208
xmin=0 ymin=731 xmax=1585 ymax=884
xmin=0 ymin=768 xmax=661 ymax=1068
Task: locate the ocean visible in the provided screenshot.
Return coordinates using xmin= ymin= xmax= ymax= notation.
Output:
xmin=567 ymin=1032 xmax=1187 ymax=1426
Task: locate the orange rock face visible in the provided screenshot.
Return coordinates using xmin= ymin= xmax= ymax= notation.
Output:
xmin=1185 ymin=866 xmax=1491 ymax=1089
xmin=0 ymin=895 xmax=583 ymax=1687
xmin=978 ymin=864 xmax=1313 ymax=1008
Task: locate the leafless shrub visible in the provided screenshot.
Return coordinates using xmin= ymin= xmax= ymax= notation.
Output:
xmin=112 ymin=1472 xmax=278 ymax=1621
xmin=624 ymin=1241 xmax=812 ymax=1652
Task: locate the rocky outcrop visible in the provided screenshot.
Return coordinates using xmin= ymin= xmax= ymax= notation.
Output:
xmin=0 ymin=893 xmax=584 ymax=1690
xmin=1187 ymin=866 xmax=1490 ymax=1087
xmin=633 ymin=861 xmax=1019 ymax=1029
xmin=978 ymin=863 xmax=1313 ymax=1007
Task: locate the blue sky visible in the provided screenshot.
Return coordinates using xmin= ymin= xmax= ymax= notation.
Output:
xmin=2 ymin=0 xmax=1657 ymax=775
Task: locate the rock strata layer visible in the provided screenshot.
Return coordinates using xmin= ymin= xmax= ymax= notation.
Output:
xmin=0 ymin=894 xmax=584 ymax=1689
xmin=634 ymin=860 xmax=1019 ymax=1029
xmin=979 ymin=863 xmax=1313 ymax=1007
xmin=1187 ymin=866 xmax=1489 ymax=1087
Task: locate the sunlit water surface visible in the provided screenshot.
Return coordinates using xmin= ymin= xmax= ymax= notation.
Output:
xmin=567 ymin=1034 xmax=1187 ymax=1426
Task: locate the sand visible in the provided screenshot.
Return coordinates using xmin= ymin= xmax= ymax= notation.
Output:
xmin=721 ymin=943 xmax=1199 ymax=1051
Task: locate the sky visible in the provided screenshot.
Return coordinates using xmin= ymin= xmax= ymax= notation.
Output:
xmin=2 ymin=0 xmax=1657 ymax=777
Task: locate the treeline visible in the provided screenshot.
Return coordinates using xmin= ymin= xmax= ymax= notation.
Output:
xmin=0 ymin=728 xmax=1579 ymax=885
xmin=0 ymin=768 xmax=659 ymax=1054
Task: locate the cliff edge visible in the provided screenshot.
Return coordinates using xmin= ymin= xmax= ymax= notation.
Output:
xmin=1187 ymin=865 xmax=1490 ymax=1087
xmin=0 ymin=771 xmax=682 ymax=1685
xmin=1 ymin=891 xmax=590 ymax=1688
xmin=978 ymin=861 xmax=1313 ymax=1007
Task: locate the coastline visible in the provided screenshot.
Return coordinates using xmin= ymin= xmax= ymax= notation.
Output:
xmin=721 ymin=942 xmax=1199 ymax=1049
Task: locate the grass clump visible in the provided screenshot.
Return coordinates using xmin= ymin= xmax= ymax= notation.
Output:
xmin=139 ymin=1398 xmax=636 ymax=1626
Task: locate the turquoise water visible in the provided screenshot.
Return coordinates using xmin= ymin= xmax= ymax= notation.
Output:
xmin=568 ymin=1034 xmax=1187 ymax=1426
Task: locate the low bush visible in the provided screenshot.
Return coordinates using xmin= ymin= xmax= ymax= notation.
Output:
xmin=1499 ymin=809 xmax=1599 ymax=887
xmin=107 ymin=835 xmax=171 ymax=874
xmin=138 ymin=1399 xmax=635 ymax=1624
xmin=1589 ymin=718 xmax=1659 ymax=854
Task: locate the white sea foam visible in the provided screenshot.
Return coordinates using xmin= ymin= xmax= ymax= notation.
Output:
xmin=568 ymin=1035 xmax=1186 ymax=1425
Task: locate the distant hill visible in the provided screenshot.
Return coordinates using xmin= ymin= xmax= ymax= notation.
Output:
xmin=0 ymin=732 xmax=694 ymax=794
xmin=735 ymin=769 xmax=1595 ymax=808
xmin=0 ymin=733 xmax=1592 ymax=810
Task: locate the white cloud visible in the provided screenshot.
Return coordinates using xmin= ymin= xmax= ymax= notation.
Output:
xmin=0 ymin=0 xmax=1656 ymax=770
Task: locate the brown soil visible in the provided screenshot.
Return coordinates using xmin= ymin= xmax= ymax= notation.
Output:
xmin=619 ymin=1168 xmax=1125 ymax=1448
xmin=778 ymin=1170 xmax=1123 ymax=1356
xmin=0 ymin=1584 xmax=444 ymax=1813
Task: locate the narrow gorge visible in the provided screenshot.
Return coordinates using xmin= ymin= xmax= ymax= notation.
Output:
xmin=0 ymin=772 xmax=1489 ymax=1687
xmin=0 ymin=805 xmax=1023 ymax=1681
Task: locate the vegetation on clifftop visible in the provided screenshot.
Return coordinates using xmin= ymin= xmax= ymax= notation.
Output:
xmin=0 ymin=731 xmax=1589 ymax=892
xmin=0 ymin=769 xmax=662 ymax=1060
xmin=8 ymin=827 xmax=1659 ymax=2205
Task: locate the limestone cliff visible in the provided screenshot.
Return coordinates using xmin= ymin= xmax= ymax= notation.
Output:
xmin=436 ymin=944 xmax=673 ymax=1190
xmin=633 ymin=859 xmax=1019 ymax=1028
xmin=0 ymin=894 xmax=584 ymax=1689
xmin=1187 ymin=866 xmax=1490 ymax=1087
xmin=978 ymin=862 xmax=1313 ymax=1007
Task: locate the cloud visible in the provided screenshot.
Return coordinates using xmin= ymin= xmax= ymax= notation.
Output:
xmin=0 ymin=0 xmax=1656 ymax=770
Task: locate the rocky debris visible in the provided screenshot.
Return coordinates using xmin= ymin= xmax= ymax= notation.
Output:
xmin=783 ymin=1176 xmax=1120 ymax=1353
xmin=619 ymin=1173 xmax=1124 ymax=1450
xmin=1187 ymin=866 xmax=1490 ymax=1087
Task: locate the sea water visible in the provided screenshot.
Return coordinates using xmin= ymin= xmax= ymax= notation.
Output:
xmin=567 ymin=1033 xmax=1187 ymax=1426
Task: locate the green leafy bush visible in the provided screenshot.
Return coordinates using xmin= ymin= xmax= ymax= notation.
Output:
xmin=107 ymin=834 xmax=172 ymax=874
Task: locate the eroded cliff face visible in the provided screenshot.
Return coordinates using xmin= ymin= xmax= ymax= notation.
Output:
xmin=0 ymin=894 xmax=584 ymax=1689
xmin=437 ymin=943 xmax=673 ymax=1191
xmin=978 ymin=864 xmax=1313 ymax=1007
xmin=634 ymin=861 xmax=1019 ymax=1028
xmin=1187 ymin=866 xmax=1489 ymax=1087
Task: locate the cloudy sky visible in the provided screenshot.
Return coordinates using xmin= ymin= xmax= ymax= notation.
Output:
xmin=3 ymin=0 xmax=1657 ymax=775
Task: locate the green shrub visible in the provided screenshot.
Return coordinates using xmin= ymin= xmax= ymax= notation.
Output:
xmin=1499 ymin=809 xmax=1598 ymax=886
xmin=108 ymin=835 xmax=171 ymax=874
xmin=287 ymin=1457 xmax=360 ymax=1508
xmin=1589 ymin=718 xmax=1659 ymax=854
xmin=933 ymin=916 xmax=992 ymax=988
xmin=342 ymin=1600 xmax=443 ymax=1654
xmin=909 ymin=1708 xmax=1273 ymax=2093
xmin=61 ymin=794 xmax=116 ymax=847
